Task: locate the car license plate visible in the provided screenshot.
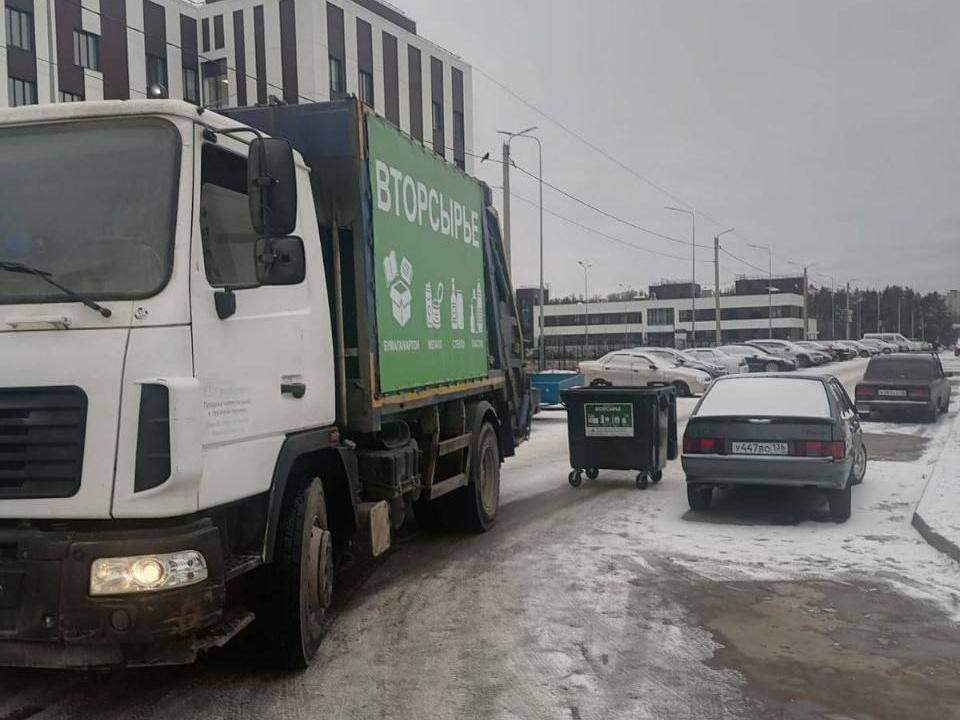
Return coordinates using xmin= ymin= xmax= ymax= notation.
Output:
xmin=878 ymin=389 xmax=907 ymax=397
xmin=731 ymin=441 xmax=789 ymax=456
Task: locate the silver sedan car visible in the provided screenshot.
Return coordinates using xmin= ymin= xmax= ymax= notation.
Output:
xmin=682 ymin=374 xmax=867 ymax=521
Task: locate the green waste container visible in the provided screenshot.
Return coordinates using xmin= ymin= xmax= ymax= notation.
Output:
xmin=561 ymin=386 xmax=678 ymax=490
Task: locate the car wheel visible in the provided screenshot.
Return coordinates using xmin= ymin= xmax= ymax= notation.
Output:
xmin=687 ymin=485 xmax=712 ymax=511
xmin=798 ymin=355 xmax=811 ymax=368
xmin=849 ymin=443 xmax=867 ymax=486
xmin=926 ymin=403 xmax=939 ymax=423
xmin=940 ymin=401 xmax=948 ymax=415
xmin=590 ymin=378 xmax=612 ymax=387
xmin=672 ymin=380 xmax=690 ymax=398
xmin=764 ymin=362 xmax=779 ymax=373
xmin=827 ymin=484 xmax=852 ymax=522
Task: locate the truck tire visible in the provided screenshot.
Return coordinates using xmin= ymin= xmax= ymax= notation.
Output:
xmin=265 ymin=477 xmax=333 ymax=669
xmin=448 ymin=422 xmax=501 ymax=532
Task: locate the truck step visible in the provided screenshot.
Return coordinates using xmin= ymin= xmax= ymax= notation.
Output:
xmin=424 ymin=472 xmax=468 ymax=500
xmin=223 ymin=553 xmax=262 ymax=582
xmin=192 ymin=609 xmax=256 ymax=652
xmin=437 ymin=433 xmax=471 ymax=457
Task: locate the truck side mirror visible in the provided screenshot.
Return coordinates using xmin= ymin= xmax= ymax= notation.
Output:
xmin=248 ymin=137 xmax=298 ymax=236
xmin=255 ymin=237 xmax=305 ymax=285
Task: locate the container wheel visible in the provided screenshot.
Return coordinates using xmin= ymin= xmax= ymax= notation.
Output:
xmin=635 ymin=473 xmax=649 ymax=490
xmin=651 ymin=470 xmax=663 ymax=484
xmin=568 ymin=470 xmax=583 ymax=488
xmin=586 ymin=468 xmax=600 ymax=480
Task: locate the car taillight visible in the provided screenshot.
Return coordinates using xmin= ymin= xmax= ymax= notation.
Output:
xmin=909 ymin=386 xmax=930 ymax=399
xmin=797 ymin=440 xmax=845 ymax=459
xmin=683 ymin=436 xmax=718 ymax=454
xmin=855 ymin=385 xmax=876 ymax=399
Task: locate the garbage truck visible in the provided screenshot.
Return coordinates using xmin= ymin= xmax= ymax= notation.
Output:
xmin=0 ymin=97 xmax=531 ymax=669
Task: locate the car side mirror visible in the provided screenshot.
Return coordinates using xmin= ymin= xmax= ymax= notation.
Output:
xmin=255 ymin=237 xmax=306 ymax=285
xmin=248 ymin=137 xmax=298 ymax=236
xmin=649 ymin=364 xmax=658 ymax=370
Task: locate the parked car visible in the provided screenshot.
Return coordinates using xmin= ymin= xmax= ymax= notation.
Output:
xmin=634 ymin=347 xmax=726 ymax=379
xmin=854 ymin=354 xmax=952 ymax=422
xmin=805 ymin=341 xmax=852 ymax=361
xmin=685 ymin=347 xmax=750 ymax=375
xmin=682 ymin=374 xmax=867 ymax=521
xmin=797 ymin=341 xmax=843 ymax=362
xmin=579 ymin=350 xmax=711 ymax=397
xmin=717 ymin=344 xmax=798 ymax=373
xmin=836 ymin=340 xmax=876 ymax=357
xmin=746 ymin=339 xmax=829 ymax=368
xmin=862 ymin=333 xmax=918 ymax=352
xmin=859 ymin=338 xmax=897 ymax=354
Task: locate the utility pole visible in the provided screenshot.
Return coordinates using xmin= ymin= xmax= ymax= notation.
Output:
xmin=579 ymin=261 xmax=593 ymax=357
xmin=898 ymin=299 xmax=902 ymax=334
xmin=803 ymin=267 xmax=809 ymax=340
xmin=877 ymin=291 xmax=881 ymax=333
xmin=846 ymin=282 xmax=851 ymax=340
xmin=666 ymin=207 xmax=696 ymax=347
xmin=750 ymin=243 xmax=774 ymax=338
xmin=715 ymin=229 xmax=735 ymax=346
xmin=618 ymin=283 xmax=631 ymax=348
xmin=501 ymin=142 xmax=511 ymax=273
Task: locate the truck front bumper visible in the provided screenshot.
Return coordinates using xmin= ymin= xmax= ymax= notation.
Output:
xmin=0 ymin=519 xmax=225 ymax=669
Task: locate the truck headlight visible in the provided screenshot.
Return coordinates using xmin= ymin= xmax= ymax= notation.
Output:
xmin=90 ymin=551 xmax=208 ymax=596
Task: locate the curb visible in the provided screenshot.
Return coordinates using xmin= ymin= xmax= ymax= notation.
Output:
xmin=911 ymin=512 xmax=960 ymax=564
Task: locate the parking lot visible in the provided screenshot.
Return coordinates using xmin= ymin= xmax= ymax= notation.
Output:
xmin=2 ymin=357 xmax=959 ymax=720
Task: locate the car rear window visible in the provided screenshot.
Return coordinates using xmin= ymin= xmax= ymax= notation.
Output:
xmin=696 ymin=378 xmax=831 ymax=418
xmin=864 ymin=358 xmax=933 ymax=381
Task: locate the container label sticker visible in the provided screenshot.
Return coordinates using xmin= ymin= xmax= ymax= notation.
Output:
xmin=584 ymin=403 xmax=634 ymax=437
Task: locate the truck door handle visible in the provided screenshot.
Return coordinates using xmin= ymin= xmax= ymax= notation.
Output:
xmin=281 ymin=382 xmax=307 ymax=399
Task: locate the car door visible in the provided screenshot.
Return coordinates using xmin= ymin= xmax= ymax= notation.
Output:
xmin=830 ymin=379 xmax=862 ymax=454
xmin=630 ymin=354 xmax=660 ymax=386
xmin=599 ymin=354 xmax=634 ymax=385
xmin=189 ymin=136 xmax=314 ymax=509
xmin=934 ymin=355 xmax=949 ymax=407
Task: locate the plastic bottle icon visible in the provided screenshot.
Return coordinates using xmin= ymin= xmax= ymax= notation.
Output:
xmin=450 ymin=278 xmax=465 ymax=331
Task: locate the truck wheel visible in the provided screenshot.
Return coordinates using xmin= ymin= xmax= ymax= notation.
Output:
xmin=449 ymin=422 xmax=501 ymax=532
xmin=827 ymin=485 xmax=852 ymax=522
xmin=265 ymin=478 xmax=333 ymax=669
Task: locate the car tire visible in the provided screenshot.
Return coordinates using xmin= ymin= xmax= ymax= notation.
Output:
xmin=672 ymin=380 xmax=690 ymax=398
xmin=264 ymin=478 xmax=333 ymax=669
xmin=798 ymin=355 xmax=811 ymax=368
xmin=764 ymin=362 xmax=779 ymax=373
xmin=687 ymin=485 xmax=712 ymax=511
xmin=827 ymin=484 xmax=852 ymax=522
xmin=849 ymin=443 xmax=867 ymax=486
xmin=939 ymin=399 xmax=949 ymax=415
xmin=590 ymin=379 xmax=612 ymax=387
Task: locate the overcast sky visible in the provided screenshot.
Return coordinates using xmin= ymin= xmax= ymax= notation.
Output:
xmin=398 ymin=0 xmax=960 ymax=298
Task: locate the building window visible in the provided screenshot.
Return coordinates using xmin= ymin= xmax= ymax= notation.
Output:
xmin=329 ymin=56 xmax=344 ymax=95
xmin=358 ymin=69 xmax=374 ymax=107
xmin=7 ymin=77 xmax=37 ymax=107
xmin=432 ymin=101 xmax=443 ymax=132
xmin=201 ymin=18 xmax=210 ymax=53
xmin=213 ymin=15 xmax=225 ymax=49
xmin=5 ymin=7 xmax=33 ymax=52
xmin=146 ymin=54 xmax=168 ymax=92
xmin=59 ymin=90 xmax=83 ymax=102
xmin=202 ymin=58 xmax=228 ymax=108
xmin=183 ymin=66 xmax=199 ymax=104
xmin=73 ymin=30 xmax=101 ymax=71
xmin=453 ymin=110 xmax=465 ymax=169
xmin=648 ymin=308 xmax=675 ymax=326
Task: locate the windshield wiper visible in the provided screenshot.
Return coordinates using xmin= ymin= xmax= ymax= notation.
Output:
xmin=0 ymin=260 xmax=112 ymax=318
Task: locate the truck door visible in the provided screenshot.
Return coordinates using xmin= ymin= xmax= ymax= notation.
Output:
xmin=189 ymin=137 xmax=312 ymax=509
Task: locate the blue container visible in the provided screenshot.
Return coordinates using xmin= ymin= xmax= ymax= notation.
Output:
xmin=531 ymin=371 xmax=583 ymax=406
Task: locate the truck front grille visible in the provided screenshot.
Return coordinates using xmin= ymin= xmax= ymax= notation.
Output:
xmin=0 ymin=387 xmax=87 ymax=499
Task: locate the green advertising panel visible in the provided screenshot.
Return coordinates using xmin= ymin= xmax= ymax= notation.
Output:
xmin=584 ymin=403 xmax=634 ymax=438
xmin=367 ymin=115 xmax=489 ymax=394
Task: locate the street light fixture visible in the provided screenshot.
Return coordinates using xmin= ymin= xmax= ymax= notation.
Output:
xmin=748 ymin=243 xmax=774 ymax=338
xmin=666 ymin=207 xmax=697 ymax=347
xmin=578 ymin=261 xmax=593 ymax=356
xmin=497 ymin=127 xmax=545 ymax=371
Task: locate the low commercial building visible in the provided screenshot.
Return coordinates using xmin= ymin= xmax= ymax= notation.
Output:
xmin=533 ymin=291 xmax=816 ymax=359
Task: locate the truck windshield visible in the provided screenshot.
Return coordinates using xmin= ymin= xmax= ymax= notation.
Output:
xmin=0 ymin=119 xmax=179 ymax=304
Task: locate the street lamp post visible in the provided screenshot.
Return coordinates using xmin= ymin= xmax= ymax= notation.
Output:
xmin=618 ymin=283 xmax=631 ymax=348
xmin=497 ymin=127 xmax=544 ymax=371
xmin=749 ymin=243 xmax=774 ymax=338
xmin=715 ymin=228 xmax=735 ymax=346
xmin=579 ymin=261 xmax=593 ymax=357
xmin=666 ymin=207 xmax=697 ymax=346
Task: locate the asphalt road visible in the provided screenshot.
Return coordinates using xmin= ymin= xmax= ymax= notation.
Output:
xmin=3 ymin=358 xmax=960 ymax=720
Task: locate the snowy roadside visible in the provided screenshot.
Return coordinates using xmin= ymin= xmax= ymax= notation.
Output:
xmin=912 ymin=355 xmax=960 ymax=563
